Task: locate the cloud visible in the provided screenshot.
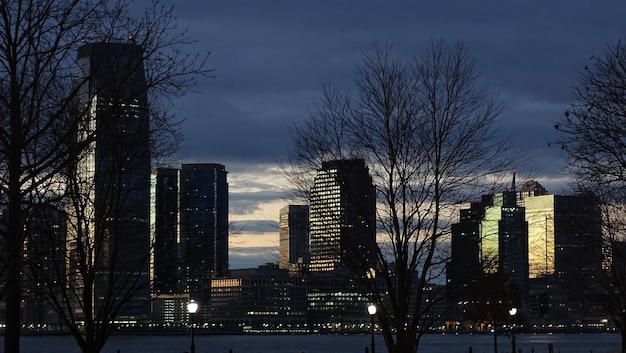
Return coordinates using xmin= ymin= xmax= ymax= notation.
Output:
xmin=229 ymin=232 xmax=280 ymax=269
xmin=230 ymin=220 xmax=278 ymax=235
xmin=148 ymin=0 xmax=626 ymax=269
xmin=228 ymin=246 xmax=279 ymax=270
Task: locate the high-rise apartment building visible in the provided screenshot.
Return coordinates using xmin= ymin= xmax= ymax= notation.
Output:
xmin=70 ymin=42 xmax=151 ymax=320
xmin=278 ymin=205 xmax=309 ymax=274
xmin=309 ymin=159 xmax=376 ymax=273
xmin=179 ymin=163 xmax=229 ymax=321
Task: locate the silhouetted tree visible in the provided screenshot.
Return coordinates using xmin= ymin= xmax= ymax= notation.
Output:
xmin=556 ymin=39 xmax=626 ymax=353
xmin=0 ymin=1 xmax=209 ymax=352
xmin=285 ymin=39 xmax=514 ymax=353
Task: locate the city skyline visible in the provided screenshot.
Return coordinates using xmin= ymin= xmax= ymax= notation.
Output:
xmin=134 ymin=1 xmax=626 ymax=269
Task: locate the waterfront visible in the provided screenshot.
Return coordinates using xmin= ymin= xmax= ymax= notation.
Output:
xmin=4 ymin=333 xmax=621 ymax=353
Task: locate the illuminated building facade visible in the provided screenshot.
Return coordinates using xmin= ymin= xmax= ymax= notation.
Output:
xmin=278 ymin=205 xmax=309 ymax=274
xmin=309 ymin=159 xmax=376 ymax=273
xmin=71 ymin=42 xmax=151 ymax=321
xmin=472 ymin=173 xmax=529 ymax=299
xmin=306 ymin=274 xmax=371 ymax=330
xmin=522 ymin=190 xmax=603 ymax=324
xmin=211 ymin=264 xmax=308 ymax=332
xmin=497 ymin=189 xmax=529 ymax=299
xmin=480 ymin=193 xmax=503 ymax=272
xmin=523 ymin=193 xmax=602 ymax=280
xmin=475 ymin=188 xmax=529 ymax=309
xmin=450 ymin=179 xmax=604 ymax=325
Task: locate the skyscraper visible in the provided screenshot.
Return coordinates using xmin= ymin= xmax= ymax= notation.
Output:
xmin=522 ymin=191 xmax=602 ymax=280
xmin=309 ymin=159 xmax=376 ymax=273
xmin=497 ymin=188 xmax=529 ymax=300
xmin=448 ymin=179 xmax=604 ymax=324
xmin=278 ymin=205 xmax=309 ymax=274
xmin=151 ymin=168 xmax=180 ymax=294
xmin=446 ymin=196 xmax=488 ymax=301
xmin=70 ymin=42 xmax=151 ymax=320
xmin=179 ymin=163 xmax=229 ymax=320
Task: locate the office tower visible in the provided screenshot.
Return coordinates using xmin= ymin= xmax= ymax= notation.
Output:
xmin=497 ymin=188 xmax=529 ymax=299
xmin=179 ymin=163 xmax=228 ymax=320
xmin=523 ymin=192 xmax=602 ymax=280
xmin=151 ymin=168 xmax=180 ymax=294
xmin=446 ymin=196 xmax=489 ymax=300
xmin=70 ymin=42 xmax=151 ymax=320
xmin=480 ymin=188 xmax=529 ymax=278
xmin=279 ymin=205 xmax=309 ymax=274
xmin=211 ymin=264 xmax=308 ymax=331
xmin=309 ymin=159 xmax=376 ymax=273
xmin=520 ymin=186 xmax=603 ymax=323
xmin=478 ymin=176 xmax=529 ymax=307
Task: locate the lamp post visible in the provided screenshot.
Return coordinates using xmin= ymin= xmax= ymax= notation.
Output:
xmin=367 ymin=304 xmax=377 ymax=353
xmin=509 ymin=307 xmax=517 ymax=353
xmin=187 ymin=299 xmax=199 ymax=353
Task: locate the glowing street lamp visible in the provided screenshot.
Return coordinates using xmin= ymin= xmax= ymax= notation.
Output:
xmin=187 ymin=299 xmax=199 ymax=353
xmin=367 ymin=304 xmax=377 ymax=353
xmin=509 ymin=307 xmax=517 ymax=353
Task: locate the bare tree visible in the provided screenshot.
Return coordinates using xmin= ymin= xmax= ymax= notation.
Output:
xmin=556 ymin=39 xmax=626 ymax=353
xmin=286 ymin=39 xmax=513 ymax=353
xmin=0 ymin=1 xmax=209 ymax=352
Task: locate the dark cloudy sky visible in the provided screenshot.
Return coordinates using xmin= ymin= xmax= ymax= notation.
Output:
xmin=147 ymin=1 xmax=626 ymax=269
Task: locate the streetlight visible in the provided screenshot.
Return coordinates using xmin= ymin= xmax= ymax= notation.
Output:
xmin=367 ymin=304 xmax=377 ymax=353
xmin=187 ymin=299 xmax=199 ymax=353
xmin=509 ymin=307 xmax=517 ymax=353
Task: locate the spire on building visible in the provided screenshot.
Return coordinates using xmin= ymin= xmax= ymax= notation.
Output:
xmin=509 ymin=170 xmax=516 ymax=192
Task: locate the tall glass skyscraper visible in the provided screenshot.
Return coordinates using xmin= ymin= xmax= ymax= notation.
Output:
xmin=70 ymin=42 xmax=151 ymax=320
xmin=150 ymin=164 xmax=229 ymax=323
xmin=179 ymin=164 xmax=229 ymax=301
xmin=309 ymin=159 xmax=376 ymax=273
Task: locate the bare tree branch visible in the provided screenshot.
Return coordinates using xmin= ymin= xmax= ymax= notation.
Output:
xmin=284 ymin=38 xmax=514 ymax=353
xmin=0 ymin=1 xmax=211 ymax=352
xmin=556 ymin=39 xmax=626 ymax=353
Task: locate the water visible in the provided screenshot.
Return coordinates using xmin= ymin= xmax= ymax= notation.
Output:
xmin=5 ymin=332 xmax=621 ymax=353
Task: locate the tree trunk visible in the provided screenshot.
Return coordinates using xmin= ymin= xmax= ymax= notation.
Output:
xmin=4 ymin=236 xmax=21 ymax=353
xmin=5 ymin=176 xmax=24 ymax=353
xmin=5 ymin=74 xmax=24 ymax=352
